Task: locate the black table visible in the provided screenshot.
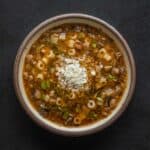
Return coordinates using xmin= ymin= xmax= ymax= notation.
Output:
xmin=0 ymin=0 xmax=150 ymax=149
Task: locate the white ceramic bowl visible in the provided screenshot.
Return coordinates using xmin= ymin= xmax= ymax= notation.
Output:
xmin=14 ymin=13 xmax=136 ymax=136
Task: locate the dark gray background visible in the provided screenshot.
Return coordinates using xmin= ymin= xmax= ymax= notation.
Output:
xmin=0 ymin=0 xmax=150 ymax=150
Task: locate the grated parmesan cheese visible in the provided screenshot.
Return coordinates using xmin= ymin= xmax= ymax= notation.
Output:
xmin=57 ymin=58 xmax=87 ymax=89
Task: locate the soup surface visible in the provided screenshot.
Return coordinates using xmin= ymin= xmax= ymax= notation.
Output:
xmin=23 ymin=24 xmax=127 ymax=127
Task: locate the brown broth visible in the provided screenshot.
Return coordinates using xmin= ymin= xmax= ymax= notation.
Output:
xmin=23 ymin=24 xmax=127 ymax=127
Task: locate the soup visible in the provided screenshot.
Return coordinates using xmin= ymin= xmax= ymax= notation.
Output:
xmin=23 ymin=24 xmax=127 ymax=127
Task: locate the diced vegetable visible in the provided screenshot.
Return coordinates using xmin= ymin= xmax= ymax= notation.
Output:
xmin=36 ymin=44 xmax=45 ymax=52
xmin=40 ymin=103 xmax=49 ymax=111
xmin=91 ymin=69 xmax=96 ymax=76
xmin=50 ymin=33 xmax=58 ymax=44
xmin=59 ymin=33 xmax=66 ymax=40
xmin=103 ymin=53 xmax=112 ymax=61
xmin=112 ymin=67 xmax=120 ymax=75
xmin=37 ymin=73 xmax=44 ymax=80
xmin=34 ymin=90 xmax=41 ymax=99
xmin=104 ymin=66 xmax=112 ymax=71
xmin=103 ymin=88 xmax=114 ymax=96
xmin=67 ymin=39 xmax=75 ymax=48
xmin=83 ymin=39 xmax=90 ymax=48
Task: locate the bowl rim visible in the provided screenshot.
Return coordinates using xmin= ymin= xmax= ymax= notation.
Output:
xmin=13 ymin=13 xmax=136 ymax=137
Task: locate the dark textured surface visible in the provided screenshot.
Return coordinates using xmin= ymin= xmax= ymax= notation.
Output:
xmin=0 ymin=0 xmax=150 ymax=149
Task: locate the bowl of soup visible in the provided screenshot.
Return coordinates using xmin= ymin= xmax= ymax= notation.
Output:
xmin=14 ymin=13 xmax=136 ymax=136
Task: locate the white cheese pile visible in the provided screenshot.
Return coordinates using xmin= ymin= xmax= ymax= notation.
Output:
xmin=57 ymin=58 xmax=87 ymax=89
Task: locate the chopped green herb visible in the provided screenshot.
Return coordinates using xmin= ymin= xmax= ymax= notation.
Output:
xmin=78 ymin=32 xmax=85 ymax=39
xmin=52 ymin=45 xmax=60 ymax=55
xmin=46 ymin=81 xmax=50 ymax=88
xmin=91 ymin=41 xmax=97 ymax=48
xmin=108 ymin=74 xmax=117 ymax=81
xmin=36 ymin=44 xmax=45 ymax=52
xmin=41 ymin=80 xmax=50 ymax=90
xmin=88 ymin=112 xmax=98 ymax=119
xmin=41 ymin=94 xmax=45 ymax=100
xmin=62 ymin=111 xmax=70 ymax=120
xmin=75 ymin=104 xmax=81 ymax=113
